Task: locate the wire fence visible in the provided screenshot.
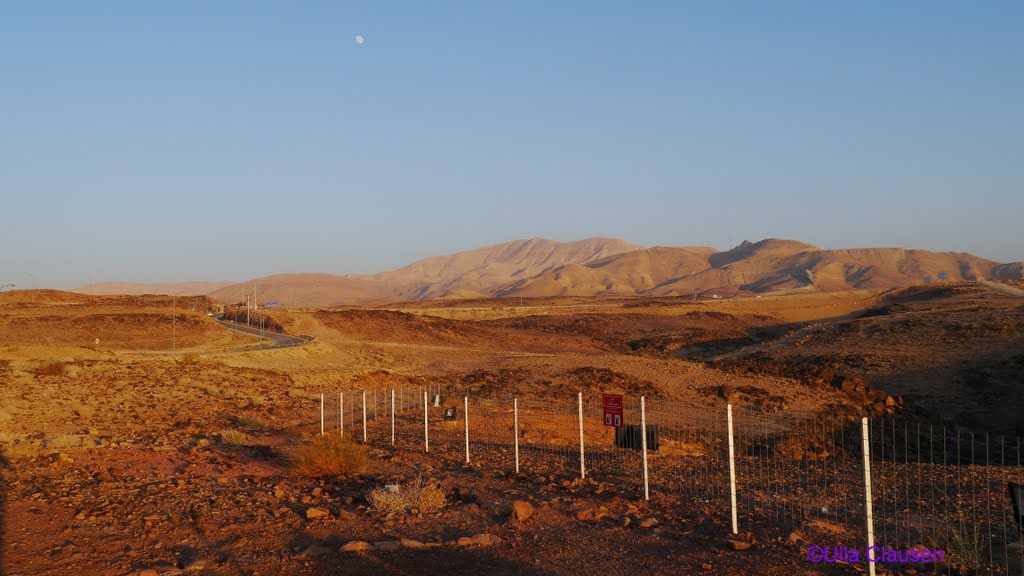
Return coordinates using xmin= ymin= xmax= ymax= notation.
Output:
xmin=313 ymin=388 xmax=1024 ymax=575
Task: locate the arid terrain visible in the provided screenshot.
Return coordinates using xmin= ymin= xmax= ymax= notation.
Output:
xmin=1 ymin=281 xmax=1022 ymax=575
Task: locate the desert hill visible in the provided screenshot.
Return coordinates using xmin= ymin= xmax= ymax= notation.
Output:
xmin=76 ymin=237 xmax=1023 ymax=307
xmin=73 ymin=281 xmax=234 ymax=297
xmin=516 ymin=239 xmax=1024 ymax=298
xmin=207 ymin=237 xmax=642 ymax=307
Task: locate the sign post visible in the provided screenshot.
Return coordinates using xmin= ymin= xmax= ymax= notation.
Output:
xmin=602 ymin=394 xmax=624 ymax=428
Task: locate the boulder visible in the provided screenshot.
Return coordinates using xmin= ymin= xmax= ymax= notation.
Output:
xmin=511 ymin=500 xmax=534 ymax=521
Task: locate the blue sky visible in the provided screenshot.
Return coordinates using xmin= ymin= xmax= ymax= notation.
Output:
xmin=2 ymin=1 xmax=1022 ymax=288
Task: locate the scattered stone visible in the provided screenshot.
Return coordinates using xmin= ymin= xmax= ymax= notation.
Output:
xmin=134 ymin=570 xmax=159 ymax=576
xmin=400 ymin=538 xmax=425 ymax=549
xmin=340 ymin=541 xmax=372 ymax=552
xmin=786 ymin=531 xmax=805 ymax=544
xmin=639 ymin=517 xmax=659 ymax=528
xmin=304 ymin=544 xmax=332 ymax=557
xmin=511 ymin=500 xmax=534 ymax=521
xmin=337 ymin=509 xmax=358 ymax=521
xmin=469 ymin=533 xmax=502 ymax=546
xmin=727 ymin=539 xmax=752 ymax=551
xmin=373 ymin=540 xmax=401 ymax=551
xmin=95 ymin=471 xmax=114 ymax=482
xmin=49 ymin=452 xmax=73 ymax=465
xmin=183 ymin=557 xmax=211 ymax=571
xmin=701 ymin=563 xmax=713 ymax=570
xmin=306 ymin=506 xmax=330 ymax=519
xmin=574 ymin=509 xmax=595 ymax=521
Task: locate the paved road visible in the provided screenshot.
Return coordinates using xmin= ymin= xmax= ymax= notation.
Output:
xmin=216 ymin=319 xmax=310 ymax=349
xmin=979 ymin=280 xmax=1024 ymax=298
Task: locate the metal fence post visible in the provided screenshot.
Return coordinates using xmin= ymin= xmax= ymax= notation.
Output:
xmin=320 ymin=393 xmax=324 ymax=436
xmin=578 ymin=392 xmax=586 ymax=479
xmin=362 ymin=391 xmax=367 ymax=443
xmin=391 ymin=389 xmax=396 ymax=446
xmin=862 ymin=417 xmax=876 ymax=576
xmin=423 ymin=388 xmax=429 ymax=452
xmin=514 ymin=397 xmax=520 ymax=474
xmin=464 ymin=395 xmax=470 ymax=464
xmin=340 ymin=392 xmax=344 ymax=438
xmin=641 ymin=396 xmax=649 ymax=501
xmin=727 ymin=403 xmax=738 ymax=534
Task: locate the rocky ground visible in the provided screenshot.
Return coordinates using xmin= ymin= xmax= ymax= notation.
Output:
xmin=2 ymin=284 xmax=1022 ymax=575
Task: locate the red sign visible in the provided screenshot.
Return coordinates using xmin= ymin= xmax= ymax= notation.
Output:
xmin=603 ymin=394 xmax=624 ymax=428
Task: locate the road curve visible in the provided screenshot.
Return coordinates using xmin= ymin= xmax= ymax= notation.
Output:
xmin=979 ymin=280 xmax=1024 ymax=298
xmin=216 ymin=318 xmax=310 ymax=349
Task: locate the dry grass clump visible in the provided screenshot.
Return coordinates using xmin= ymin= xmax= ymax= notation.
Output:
xmin=367 ymin=476 xmax=447 ymax=515
xmin=219 ymin=429 xmax=248 ymax=445
xmin=71 ymin=401 xmax=95 ymax=420
xmin=290 ymin=434 xmax=367 ymax=477
xmin=35 ymin=361 xmax=67 ymax=376
xmin=3 ymin=441 xmax=39 ymax=459
xmin=236 ymin=414 xmax=269 ymax=430
xmin=45 ymin=434 xmax=82 ymax=449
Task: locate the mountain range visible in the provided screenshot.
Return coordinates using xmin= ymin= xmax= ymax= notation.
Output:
xmin=73 ymin=237 xmax=1024 ymax=307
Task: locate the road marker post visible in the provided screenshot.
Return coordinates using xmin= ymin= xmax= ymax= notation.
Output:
xmin=727 ymin=404 xmax=738 ymax=534
xmin=578 ymin=392 xmax=586 ymax=479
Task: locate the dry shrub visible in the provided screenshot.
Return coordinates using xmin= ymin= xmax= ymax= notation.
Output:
xmin=45 ymin=434 xmax=81 ymax=449
xmin=367 ymin=476 xmax=447 ymax=515
xmin=35 ymin=361 xmax=67 ymax=376
xmin=236 ymin=415 xmax=268 ymax=430
xmin=290 ymin=434 xmax=367 ymax=477
xmin=219 ymin=429 xmax=248 ymax=445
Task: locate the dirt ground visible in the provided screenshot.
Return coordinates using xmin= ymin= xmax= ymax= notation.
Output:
xmin=1 ymin=283 xmax=1021 ymax=575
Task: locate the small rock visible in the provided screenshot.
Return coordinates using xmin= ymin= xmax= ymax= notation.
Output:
xmin=337 ymin=509 xmax=358 ymax=521
xmin=639 ymin=518 xmax=659 ymax=528
xmin=786 ymin=531 xmax=805 ymax=544
xmin=95 ymin=471 xmax=114 ymax=482
xmin=374 ymin=540 xmax=401 ymax=550
xmin=400 ymin=538 xmax=425 ymax=548
xmin=511 ymin=500 xmax=534 ymax=521
xmin=49 ymin=452 xmax=74 ymax=465
xmin=574 ymin=509 xmax=595 ymax=521
xmin=340 ymin=541 xmax=372 ymax=552
xmin=701 ymin=563 xmax=712 ymax=570
xmin=306 ymin=506 xmax=330 ymax=519
xmin=183 ymin=557 xmax=211 ymax=571
xmin=304 ymin=544 xmax=332 ymax=557
xmin=470 ymin=533 xmax=502 ymax=546
xmin=134 ymin=570 xmax=160 ymax=576
xmin=726 ymin=539 xmax=752 ymax=551
xmin=456 ymin=536 xmax=474 ymax=546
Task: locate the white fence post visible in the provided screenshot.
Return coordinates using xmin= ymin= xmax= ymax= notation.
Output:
xmin=320 ymin=393 xmax=324 ymax=436
xmin=578 ymin=392 xmax=586 ymax=479
xmin=391 ymin=388 xmax=396 ymax=446
xmin=362 ymin=391 xmax=367 ymax=443
xmin=513 ymin=397 xmax=520 ymax=474
xmin=640 ymin=396 xmax=649 ymax=501
xmin=464 ymin=395 xmax=470 ymax=464
xmin=423 ymin=388 xmax=430 ymax=452
xmin=727 ymin=403 xmax=738 ymax=534
xmin=862 ymin=417 xmax=876 ymax=576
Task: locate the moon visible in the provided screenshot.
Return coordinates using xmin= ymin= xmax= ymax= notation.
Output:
xmin=355 ymin=35 xmax=365 ymax=46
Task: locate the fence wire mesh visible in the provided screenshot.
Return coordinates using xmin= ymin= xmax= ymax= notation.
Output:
xmin=314 ymin=389 xmax=1024 ymax=574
